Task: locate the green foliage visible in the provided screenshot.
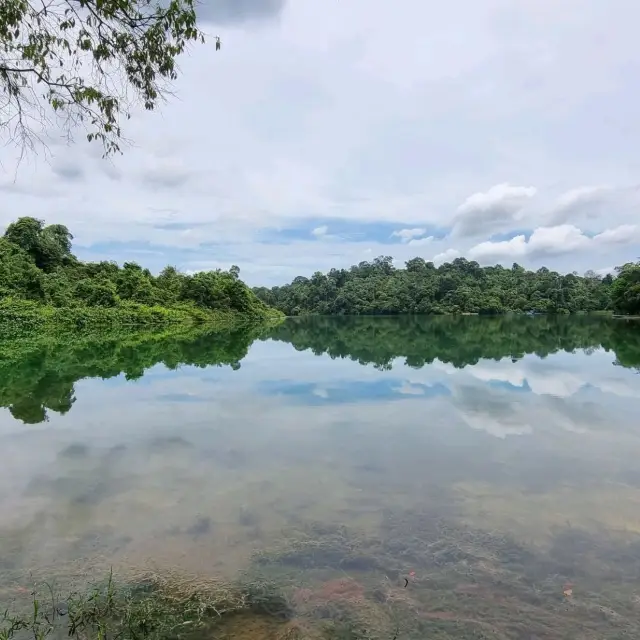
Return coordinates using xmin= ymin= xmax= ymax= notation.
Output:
xmin=0 ymin=572 xmax=288 ymax=640
xmin=3 ymin=217 xmax=73 ymax=272
xmin=254 ymin=256 xmax=626 ymax=316
xmin=0 ymin=238 xmax=43 ymax=300
xmin=611 ymin=262 xmax=640 ymax=315
xmin=0 ymin=322 xmax=275 ymax=423
xmin=0 ymin=0 xmax=210 ymax=155
xmin=0 ymin=297 xmax=203 ymax=337
xmin=73 ymin=278 xmax=119 ymax=307
xmin=0 ymin=217 xmax=281 ymax=333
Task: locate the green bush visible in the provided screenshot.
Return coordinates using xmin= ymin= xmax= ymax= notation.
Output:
xmin=0 ymin=217 xmax=283 ymax=332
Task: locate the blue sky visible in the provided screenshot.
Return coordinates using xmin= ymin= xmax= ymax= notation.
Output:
xmin=2 ymin=0 xmax=640 ymax=285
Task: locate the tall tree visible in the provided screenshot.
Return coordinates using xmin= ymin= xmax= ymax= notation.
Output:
xmin=3 ymin=216 xmax=73 ymax=270
xmin=612 ymin=262 xmax=640 ymax=315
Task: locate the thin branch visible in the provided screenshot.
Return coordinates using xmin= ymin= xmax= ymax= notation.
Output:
xmin=0 ymin=0 xmax=210 ymax=160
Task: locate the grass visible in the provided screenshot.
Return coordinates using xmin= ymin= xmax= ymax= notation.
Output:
xmin=5 ymin=509 xmax=640 ymax=639
xmin=1 ymin=570 xmax=297 ymax=640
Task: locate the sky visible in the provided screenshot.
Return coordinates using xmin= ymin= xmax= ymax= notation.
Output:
xmin=1 ymin=0 xmax=640 ymax=286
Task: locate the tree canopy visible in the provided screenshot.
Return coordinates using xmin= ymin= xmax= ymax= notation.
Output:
xmin=254 ymin=256 xmax=640 ymax=316
xmin=0 ymin=216 xmax=276 ymax=330
xmin=1 ymin=0 xmax=208 ymax=156
xmin=611 ymin=262 xmax=640 ymax=315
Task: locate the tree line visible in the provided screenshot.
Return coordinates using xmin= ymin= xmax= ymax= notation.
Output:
xmin=254 ymin=256 xmax=640 ymax=316
xmin=0 ymin=216 xmax=278 ymax=331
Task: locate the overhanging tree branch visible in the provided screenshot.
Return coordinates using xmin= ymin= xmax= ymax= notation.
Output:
xmin=0 ymin=0 xmax=214 ymax=158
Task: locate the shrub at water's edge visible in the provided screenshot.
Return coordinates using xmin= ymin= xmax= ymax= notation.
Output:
xmin=0 ymin=217 xmax=283 ymax=334
xmin=0 ymin=298 xmax=283 ymax=339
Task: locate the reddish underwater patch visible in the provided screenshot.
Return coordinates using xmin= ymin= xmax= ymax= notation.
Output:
xmin=293 ymin=578 xmax=365 ymax=606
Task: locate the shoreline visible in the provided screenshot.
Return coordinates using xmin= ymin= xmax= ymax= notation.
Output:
xmin=0 ymin=299 xmax=284 ymax=341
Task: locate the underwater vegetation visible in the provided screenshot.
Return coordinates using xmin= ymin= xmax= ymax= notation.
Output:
xmin=3 ymin=507 xmax=640 ymax=639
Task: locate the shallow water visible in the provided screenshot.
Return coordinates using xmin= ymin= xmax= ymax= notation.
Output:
xmin=2 ymin=315 xmax=640 ymax=638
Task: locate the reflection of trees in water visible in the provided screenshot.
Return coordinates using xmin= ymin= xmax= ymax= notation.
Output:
xmin=266 ymin=315 xmax=640 ymax=372
xmin=0 ymin=326 xmax=264 ymax=424
xmin=2 ymin=316 xmax=639 ymax=425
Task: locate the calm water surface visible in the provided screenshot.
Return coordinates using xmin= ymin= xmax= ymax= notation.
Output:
xmin=2 ymin=315 xmax=640 ymax=637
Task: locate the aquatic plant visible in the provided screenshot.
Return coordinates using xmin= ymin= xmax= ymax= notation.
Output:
xmin=0 ymin=570 xmax=296 ymax=640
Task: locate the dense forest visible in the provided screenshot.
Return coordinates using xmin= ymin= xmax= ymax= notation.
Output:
xmin=254 ymin=256 xmax=640 ymax=316
xmin=0 ymin=217 xmax=279 ymax=334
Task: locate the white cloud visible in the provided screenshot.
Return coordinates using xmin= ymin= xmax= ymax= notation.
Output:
xmin=551 ymin=185 xmax=611 ymax=219
xmin=548 ymin=185 xmax=640 ymax=227
xmin=457 ymin=184 xmax=534 ymax=216
xmin=388 ymin=228 xmax=434 ymax=248
xmin=432 ymin=248 xmax=461 ymax=265
xmin=310 ymin=224 xmax=344 ymax=243
xmin=2 ymin=0 xmax=640 ymax=283
xmin=594 ymin=225 xmax=638 ymax=245
xmin=407 ymin=236 xmax=434 ymax=247
xmin=391 ymin=228 xmax=426 ymax=242
xmin=467 ymin=224 xmax=640 ymax=264
xmin=451 ymin=183 xmax=537 ymax=238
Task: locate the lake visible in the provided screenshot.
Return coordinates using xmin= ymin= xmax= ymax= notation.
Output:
xmin=2 ymin=315 xmax=640 ymax=638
